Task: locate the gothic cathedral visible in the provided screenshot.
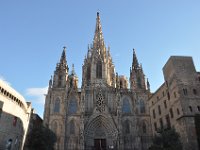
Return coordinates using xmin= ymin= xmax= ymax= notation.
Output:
xmin=44 ymin=12 xmax=152 ymax=150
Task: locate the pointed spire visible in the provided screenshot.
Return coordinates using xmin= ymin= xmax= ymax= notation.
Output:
xmin=132 ymin=48 xmax=139 ymax=69
xmin=60 ymin=46 xmax=67 ymax=65
xmin=56 ymin=46 xmax=68 ymax=71
xmin=71 ymin=64 xmax=76 ymax=75
xmin=147 ymin=78 xmax=150 ymax=90
xmin=93 ymin=12 xmax=105 ymax=50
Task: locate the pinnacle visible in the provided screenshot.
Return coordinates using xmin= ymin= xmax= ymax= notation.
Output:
xmin=132 ymin=48 xmax=139 ymax=69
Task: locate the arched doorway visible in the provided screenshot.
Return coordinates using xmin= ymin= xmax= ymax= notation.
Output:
xmin=84 ymin=115 xmax=118 ymax=150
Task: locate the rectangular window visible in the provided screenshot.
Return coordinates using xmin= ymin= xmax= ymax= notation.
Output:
xmin=167 ymin=92 xmax=170 ymax=100
xmin=166 ymin=114 xmax=171 ymax=129
xmin=174 ymin=92 xmax=177 ymax=98
xmin=153 ymin=109 xmax=156 ymax=119
xmin=157 ymin=96 xmax=159 ymax=101
xmin=13 ymin=116 xmax=17 ymax=126
xmin=177 ymin=108 xmax=180 ymax=115
xmin=159 ymin=118 xmax=163 ymax=129
xmin=170 ymin=108 xmax=174 ymax=118
xmin=183 ymin=88 xmax=188 ymax=95
xmin=158 ymin=105 xmax=161 ymax=115
xmin=164 ymin=100 xmax=167 ymax=109
xmin=162 ymin=91 xmax=165 ymax=97
xmin=154 ymin=122 xmax=157 ymax=131
xmin=193 ymin=89 xmax=197 ymax=95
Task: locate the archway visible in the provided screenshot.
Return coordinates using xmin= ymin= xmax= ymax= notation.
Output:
xmin=84 ymin=115 xmax=118 ymax=150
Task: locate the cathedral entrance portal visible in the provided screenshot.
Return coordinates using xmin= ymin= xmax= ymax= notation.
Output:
xmin=94 ymin=139 xmax=106 ymax=150
xmin=84 ymin=115 xmax=118 ymax=150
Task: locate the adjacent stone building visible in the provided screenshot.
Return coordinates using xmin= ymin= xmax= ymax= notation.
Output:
xmin=148 ymin=56 xmax=200 ymax=150
xmin=43 ymin=12 xmax=152 ymax=150
xmin=0 ymin=80 xmax=32 ymax=150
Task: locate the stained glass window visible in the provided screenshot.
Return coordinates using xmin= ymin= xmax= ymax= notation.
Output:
xmin=140 ymin=100 xmax=145 ymax=113
xmin=96 ymin=60 xmax=102 ymax=79
xmin=122 ymin=98 xmax=131 ymax=113
xmin=69 ymin=98 xmax=77 ymax=114
xmin=54 ymin=98 xmax=60 ymax=113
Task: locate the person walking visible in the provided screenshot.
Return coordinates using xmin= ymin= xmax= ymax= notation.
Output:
xmin=5 ymin=139 xmax=12 ymax=150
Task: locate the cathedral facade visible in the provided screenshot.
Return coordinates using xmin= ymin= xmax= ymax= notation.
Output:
xmin=43 ymin=12 xmax=152 ymax=150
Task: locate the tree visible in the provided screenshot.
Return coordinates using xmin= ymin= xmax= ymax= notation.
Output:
xmin=149 ymin=128 xmax=183 ymax=150
xmin=26 ymin=125 xmax=56 ymax=150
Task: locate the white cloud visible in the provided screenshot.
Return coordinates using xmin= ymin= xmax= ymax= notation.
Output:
xmin=0 ymin=75 xmax=11 ymax=86
xmin=26 ymin=86 xmax=48 ymax=104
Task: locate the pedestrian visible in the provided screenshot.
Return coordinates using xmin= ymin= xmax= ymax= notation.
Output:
xmin=5 ymin=139 xmax=12 ymax=150
xmin=14 ymin=136 xmax=19 ymax=150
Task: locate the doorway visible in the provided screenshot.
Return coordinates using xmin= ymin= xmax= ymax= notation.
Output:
xmin=94 ymin=139 xmax=106 ymax=150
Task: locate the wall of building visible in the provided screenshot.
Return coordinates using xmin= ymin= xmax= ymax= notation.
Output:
xmin=0 ymin=80 xmax=32 ymax=150
xmin=148 ymin=56 xmax=200 ymax=150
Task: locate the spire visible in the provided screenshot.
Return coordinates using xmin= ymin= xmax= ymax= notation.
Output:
xmin=93 ymin=12 xmax=105 ymax=50
xmin=69 ymin=64 xmax=78 ymax=89
xmin=71 ymin=64 xmax=76 ymax=76
xmin=60 ymin=46 xmax=67 ymax=65
xmin=147 ymin=78 xmax=150 ymax=90
xmin=132 ymin=48 xmax=139 ymax=69
xmin=57 ymin=46 xmax=68 ymax=71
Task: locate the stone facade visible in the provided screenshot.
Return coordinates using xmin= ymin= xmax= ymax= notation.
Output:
xmin=0 ymin=80 xmax=32 ymax=150
xmin=44 ymin=12 xmax=200 ymax=150
xmin=148 ymin=56 xmax=200 ymax=150
xmin=43 ymin=12 xmax=152 ymax=150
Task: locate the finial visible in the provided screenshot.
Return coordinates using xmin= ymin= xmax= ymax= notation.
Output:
xmin=71 ymin=64 xmax=76 ymax=75
xmin=147 ymin=78 xmax=150 ymax=90
xmin=49 ymin=75 xmax=52 ymax=87
xmin=132 ymin=48 xmax=139 ymax=69
xmin=133 ymin=48 xmax=136 ymax=53
xmin=97 ymin=11 xmax=99 ymax=16
xmin=63 ymin=46 xmax=66 ymax=51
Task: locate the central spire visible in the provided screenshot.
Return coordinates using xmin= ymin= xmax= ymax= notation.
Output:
xmin=132 ymin=48 xmax=139 ymax=69
xmin=93 ymin=12 xmax=105 ymax=51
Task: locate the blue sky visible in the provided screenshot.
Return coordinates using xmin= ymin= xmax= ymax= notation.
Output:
xmin=1 ymin=0 xmax=200 ymax=118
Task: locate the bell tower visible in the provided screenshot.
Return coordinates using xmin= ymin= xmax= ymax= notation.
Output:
xmin=43 ymin=47 xmax=69 ymax=150
xmin=130 ymin=49 xmax=146 ymax=91
xmin=53 ymin=47 xmax=69 ymax=88
xmin=82 ymin=12 xmax=116 ymax=87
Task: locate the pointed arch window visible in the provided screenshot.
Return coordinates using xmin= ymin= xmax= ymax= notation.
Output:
xmin=96 ymin=60 xmax=102 ymax=79
xmin=68 ymin=98 xmax=77 ymax=114
xmin=122 ymin=98 xmax=131 ymax=113
xmin=70 ymin=120 xmax=75 ymax=134
xmin=137 ymin=77 xmax=142 ymax=88
xmin=54 ymin=98 xmax=60 ymax=113
xmin=140 ymin=100 xmax=146 ymax=113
